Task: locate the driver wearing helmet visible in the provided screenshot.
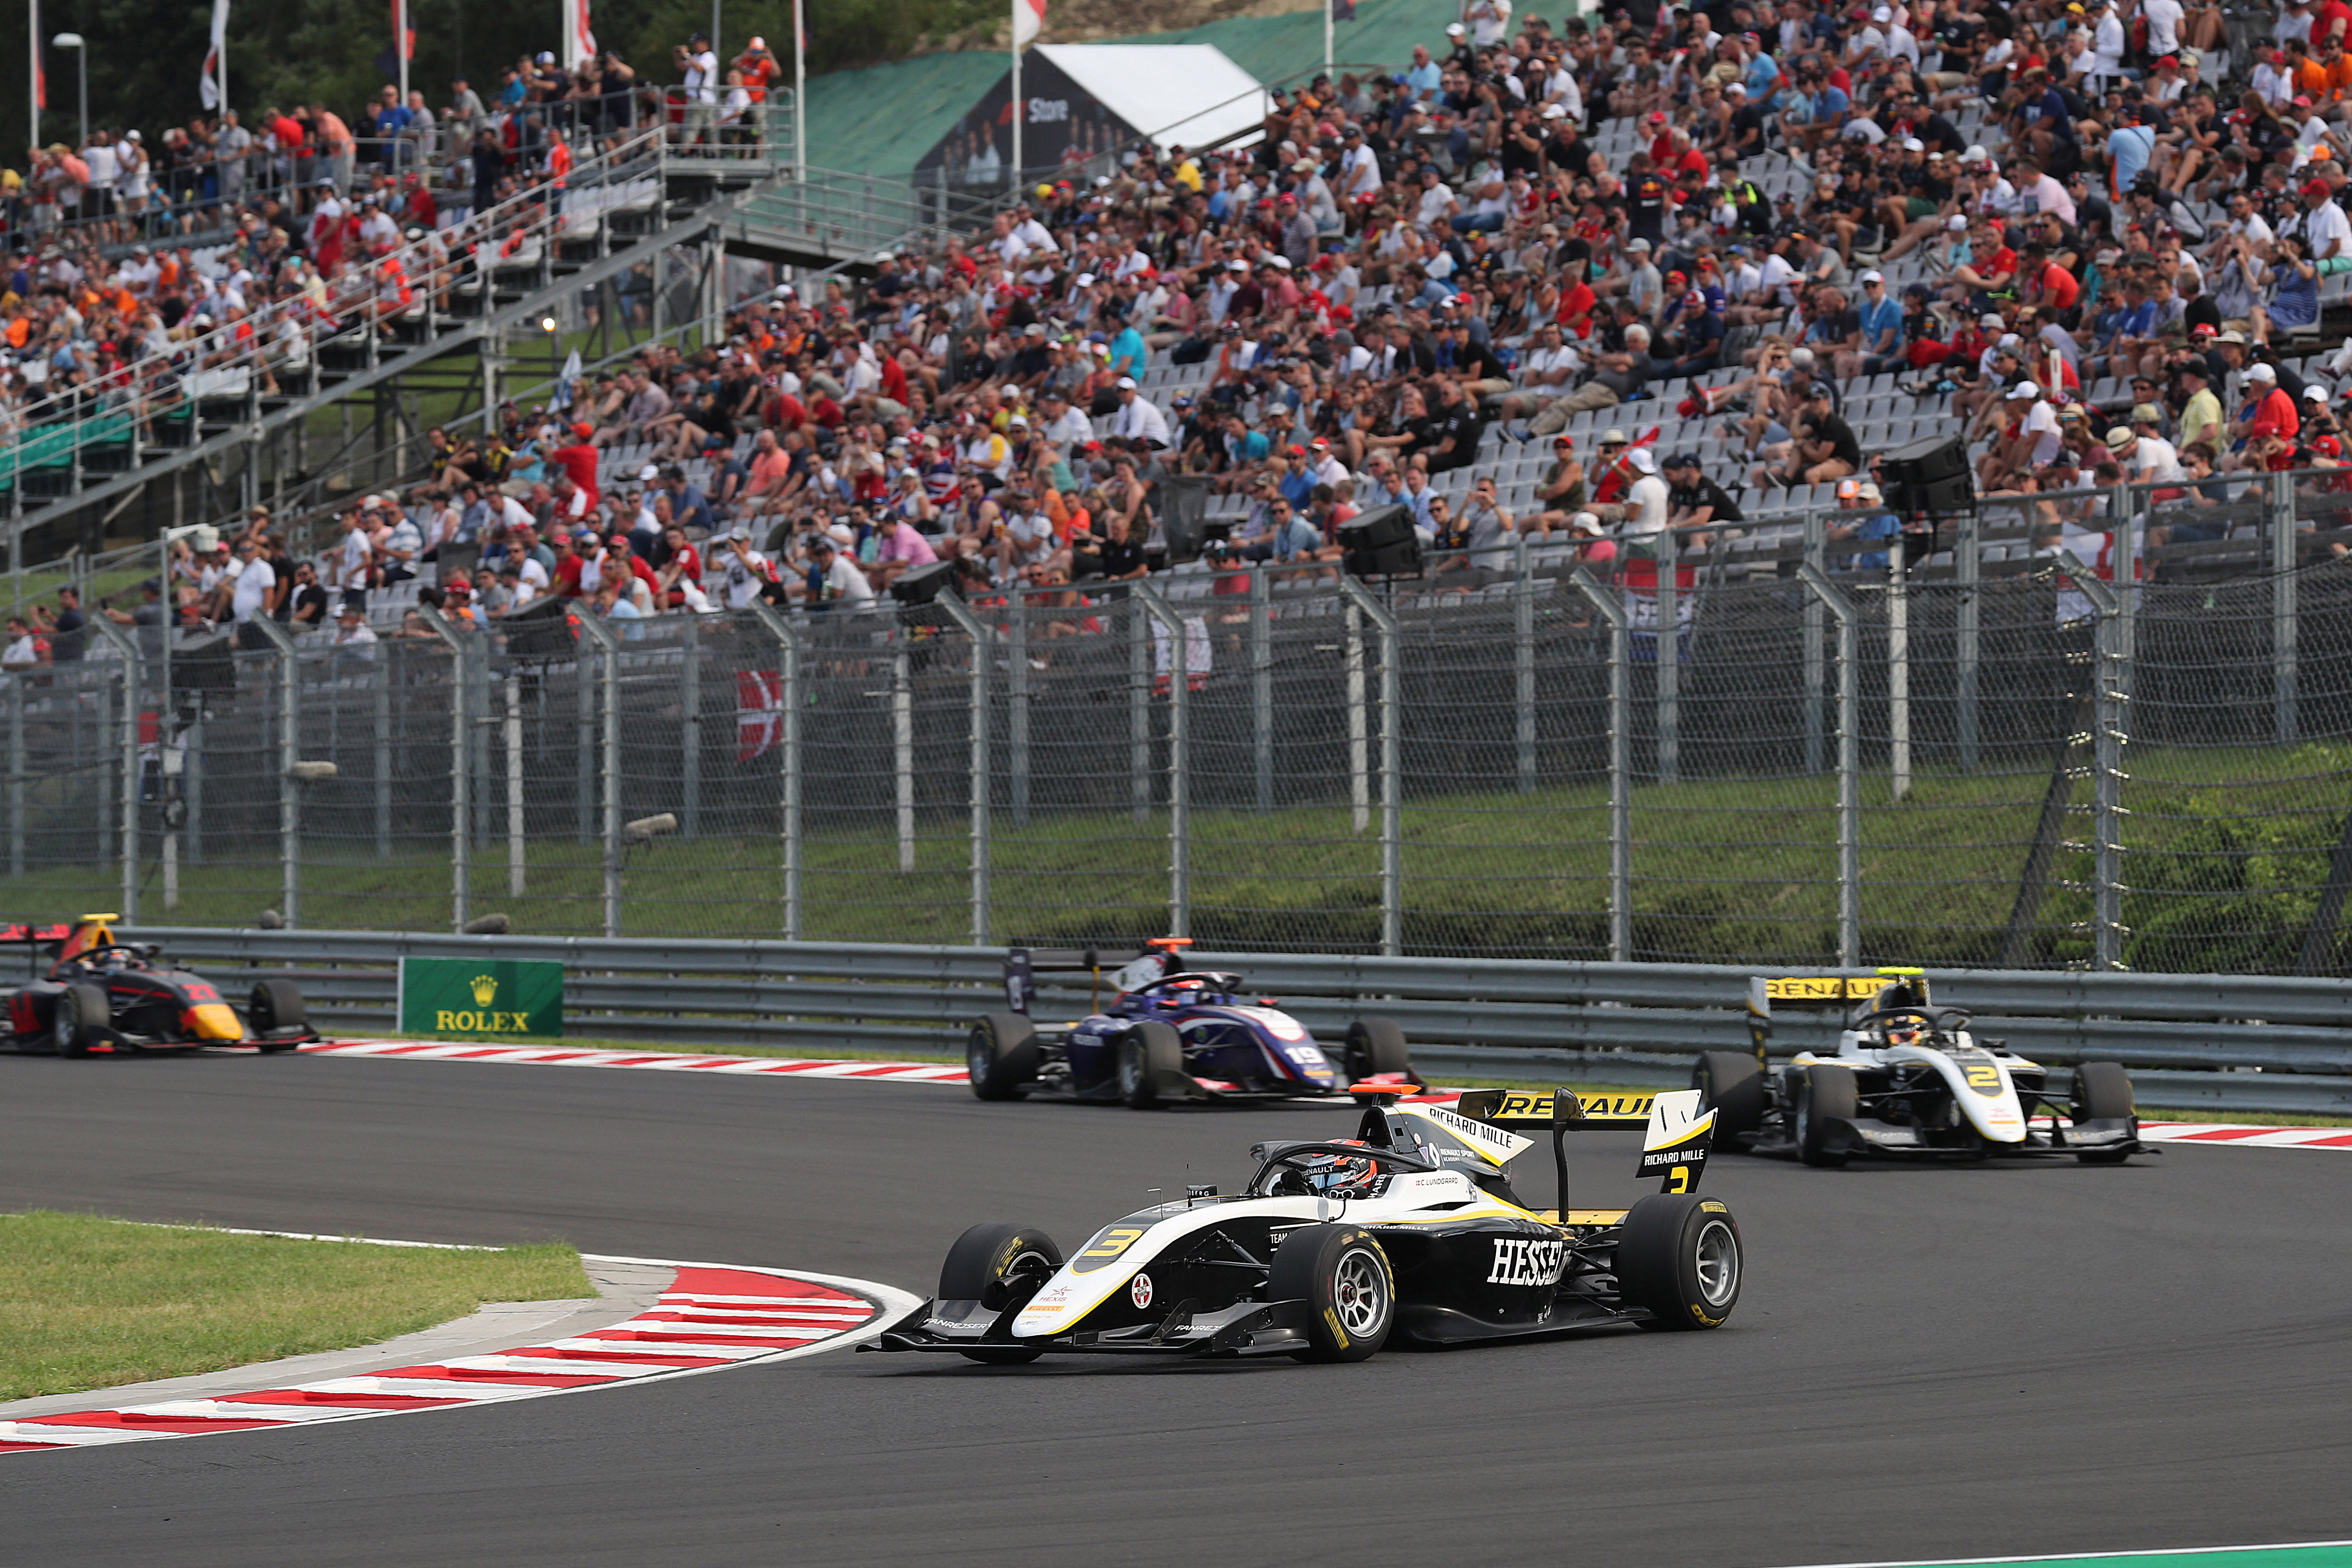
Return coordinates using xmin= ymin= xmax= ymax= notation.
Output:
xmin=1294 ymin=1139 xmax=1381 ymax=1198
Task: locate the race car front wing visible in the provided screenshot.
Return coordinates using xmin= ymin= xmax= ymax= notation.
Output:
xmin=865 ymin=1297 xmax=1320 ymax=1358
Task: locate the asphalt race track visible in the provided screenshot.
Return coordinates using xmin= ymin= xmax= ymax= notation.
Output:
xmin=5 ymin=1052 xmax=2349 ymax=1568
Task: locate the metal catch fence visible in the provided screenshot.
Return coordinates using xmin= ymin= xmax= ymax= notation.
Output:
xmin=12 ymin=534 xmax=2352 ymax=974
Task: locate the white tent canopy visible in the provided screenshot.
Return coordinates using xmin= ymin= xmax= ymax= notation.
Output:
xmin=1031 ymin=43 xmax=1271 ymax=152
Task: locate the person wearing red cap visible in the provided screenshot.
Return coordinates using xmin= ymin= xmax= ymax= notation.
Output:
xmin=550 ymin=422 xmax=602 ymax=511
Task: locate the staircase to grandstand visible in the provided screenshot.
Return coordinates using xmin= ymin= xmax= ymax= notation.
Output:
xmin=0 ymin=114 xmax=1005 ymax=579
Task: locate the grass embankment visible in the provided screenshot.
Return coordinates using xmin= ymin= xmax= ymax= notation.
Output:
xmin=12 ymin=739 xmax=2347 ymax=970
xmin=0 ymin=1212 xmax=590 ymax=1402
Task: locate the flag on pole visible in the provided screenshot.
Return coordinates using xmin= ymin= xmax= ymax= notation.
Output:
xmin=561 ymin=0 xmax=597 ymax=68
xmin=1329 ymin=0 xmax=1356 ymax=17
xmin=29 ymin=0 xmax=45 ymax=121
xmin=388 ymin=0 xmax=413 ymax=59
xmin=198 ymin=0 xmax=229 ymax=109
xmin=1012 ymin=0 xmax=1045 ymax=48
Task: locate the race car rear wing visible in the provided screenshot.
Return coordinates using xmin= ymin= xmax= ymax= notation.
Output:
xmin=0 ymin=922 xmax=73 ymax=979
xmin=1004 ymin=938 xmax=1189 ymax=1015
xmin=1447 ymin=1088 xmax=1717 ymax=1205
xmin=1745 ymin=969 xmax=1932 ymax=1065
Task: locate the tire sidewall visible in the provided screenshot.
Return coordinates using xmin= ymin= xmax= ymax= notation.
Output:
xmin=1271 ymin=1223 xmax=1393 ymax=1361
xmin=1618 ymin=1193 xmax=1742 ymax=1330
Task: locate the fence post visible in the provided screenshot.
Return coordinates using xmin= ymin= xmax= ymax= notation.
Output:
xmin=1337 ymin=576 xmax=1400 ymax=956
xmin=1955 ymin=506 xmax=1980 ymax=771
xmin=2273 ymin=469 xmax=2298 ymax=745
xmin=245 ymin=615 xmax=306 ymax=930
xmin=1803 ymin=510 xmax=1826 ymax=776
xmin=6 ymin=672 xmax=20 ymax=880
xmin=681 ymin=615 xmax=701 ymax=839
xmin=1570 ymin=568 xmax=1631 ymax=961
xmin=2056 ymin=550 xmax=2128 ymax=970
xmin=746 ymin=601 xmax=803 ymax=939
xmin=570 ymin=610 xmax=624 ymax=939
xmin=506 ymin=670 xmax=526 ymax=897
xmin=1346 ymin=597 xmax=1369 ymax=833
xmin=1515 ymin=532 xmax=1536 ymax=793
xmin=1656 ymin=528 xmax=1680 ymax=785
xmin=87 ymin=616 xmax=142 ymax=923
xmin=1252 ymin=567 xmax=1273 ymax=813
xmin=893 ymin=640 xmax=916 ymax=872
xmin=576 ymin=623 xmax=595 ymax=843
xmin=1798 ymin=564 xmax=1858 ymax=967
xmin=1137 ymin=584 xmax=1193 ymax=941
xmin=419 ymin=607 xmax=471 ymax=932
xmin=374 ymin=659 xmax=392 ymax=858
xmin=1129 ymin=599 xmax=1151 ymax=824
xmin=935 ymin=594 xmax=995 ymax=946
xmin=1888 ymin=549 xmax=1911 ymax=802
xmin=1008 ymin=590 xmax=1030 ymax=830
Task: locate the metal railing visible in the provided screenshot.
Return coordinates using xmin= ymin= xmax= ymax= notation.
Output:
xmin=107 ymin=924 xmax=2352 ymax=1115
xmin=15 ymin=514 xmax=2352 ymax=983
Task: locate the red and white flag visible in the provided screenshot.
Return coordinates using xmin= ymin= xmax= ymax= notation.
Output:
xmin=198 ymin=0 xmax=229 ymax=109
xmin=1012 ymin=0 xmax=1045 ymax=47
xmin=737 ymin=670 xmax=784 ymax=762
xmin=562 ymin=0 xmax=597 ymax=68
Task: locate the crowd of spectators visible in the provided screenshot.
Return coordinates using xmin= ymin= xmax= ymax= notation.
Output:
xmin=0 ymin=29 xmax=784 ymax=504
xmin=24 ymin=0 xmax=2352 ymax=664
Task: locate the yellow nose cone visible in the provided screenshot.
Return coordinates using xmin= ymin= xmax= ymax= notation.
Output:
xmin=189 ymin=1003 xmax=245 ymax=1041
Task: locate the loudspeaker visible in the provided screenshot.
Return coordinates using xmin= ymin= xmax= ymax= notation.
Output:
xmin=1881 ymin=432 xmax=1974 ymax=517
xmin=890 ymin=558 xmax=961 ymax=606
xmin=500 ymin=593 xmax=577 ymax=659
xmin=1337 ymin=503 xmax=1423 ymax=580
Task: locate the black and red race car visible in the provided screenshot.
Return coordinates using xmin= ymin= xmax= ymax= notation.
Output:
xmin=2 ymin=914 xmax=315 ymax=1056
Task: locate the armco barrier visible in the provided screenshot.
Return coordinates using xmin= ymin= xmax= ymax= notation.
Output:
xmin=121 ymin=928 xmax=2352 ymax=1115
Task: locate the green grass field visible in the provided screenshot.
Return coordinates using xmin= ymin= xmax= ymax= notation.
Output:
xmin=14 ymin=738 xmax=2349 ymax=972
xmin=0 ymin=1212 xmax=590 ymax=1402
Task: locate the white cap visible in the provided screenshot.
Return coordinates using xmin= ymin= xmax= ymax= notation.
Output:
xmin=1963 ymin=143 xmax=1990 ymax=163
xmin=1116 ymin=376 xmax=1138 ymax=389
xmin=2248 ymin=362 xmax=2278 ymax=381
xmin=1269 ymin=255 xmax=1292 ymax=269
xmin=1948 ymin=214 xmax=1969 ymax=231
xmin=1627 ymin=447 xmax=1657 ymax=474
xmin=1861 ymin=269 xmax=1883 ymax=283
xmin=1074 ymin=272 xmax=1096 ymax=287
xmin=1542 ymin=103 xmax=1567 ymax=118
xmin=1789 ymin=346 xmax=1815 ymax=366
xmin=1228 ymin=258 xmax=1250 ymax=270
xmin=1569 ymin=511 xmax=1602 ymax=533
xmin=2306 ymin=384 xmax=2330 ymax=402
xmin=2007 ymin=381 xmax=2040 ymax=400
xmin=639 ymin=463 xmax=661 ymax=481
xmin=1446 ymin=20 xmax=1467 ymax=32
xmin=1872 ymin=4 xmax=1892 ymax=17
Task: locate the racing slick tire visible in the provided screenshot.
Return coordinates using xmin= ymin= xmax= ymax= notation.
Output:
xmin=248 ymin=979 xmax=308 ymax=1051
xmin=2070 ymin=1060 xmax=2137 ymax=1165
xmin=1116 ymin=1020 xmax=1184 ymax=1110
xmin=967 ymin=1013 xmax=1040 ymax=1101
xmin=1342 ymin=1017 xmax=1416 ymax=1085
xmin=1617 ymin=1193 xmax=1742 ymax=1331
xmin=1794 ymin=1064 xmax=1857 ymax=1167
xmin=1268 ymin=1223 xmax=1394 ymax=1363
xmin=1693 ymin=1051 xmax=1766 ymax=1145
xmin=52 ymin=983 xmax=113 ymax=1057
xmin=938 ymin=1223 xmax=1065 ymax=1365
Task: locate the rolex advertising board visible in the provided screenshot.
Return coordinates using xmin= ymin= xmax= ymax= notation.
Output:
xmin=397 ymin=957 xmax=564 ymax=1038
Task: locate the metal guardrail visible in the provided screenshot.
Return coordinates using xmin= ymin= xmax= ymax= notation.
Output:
xmin=119 ymin=927 xmax=2352 ymax=1115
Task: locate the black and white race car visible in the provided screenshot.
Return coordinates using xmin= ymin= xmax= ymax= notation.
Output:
xmin=866 ymin=1087 xmax=1739 ymax=1365
xmin=1693 ymin=969 xmax=2142 ymax=1166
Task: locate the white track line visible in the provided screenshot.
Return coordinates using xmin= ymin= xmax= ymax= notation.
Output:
xmin=0 ymin=1253 xmax=918 ymax=1458
xmin=294 ymin=1041 xmax=2352 ymax=1148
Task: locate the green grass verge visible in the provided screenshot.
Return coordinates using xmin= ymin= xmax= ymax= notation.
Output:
xmin=0 ymin=1211 xmax=590 ymax=1402
xmin=17 ymin=736 xmax=2349 ymax=972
